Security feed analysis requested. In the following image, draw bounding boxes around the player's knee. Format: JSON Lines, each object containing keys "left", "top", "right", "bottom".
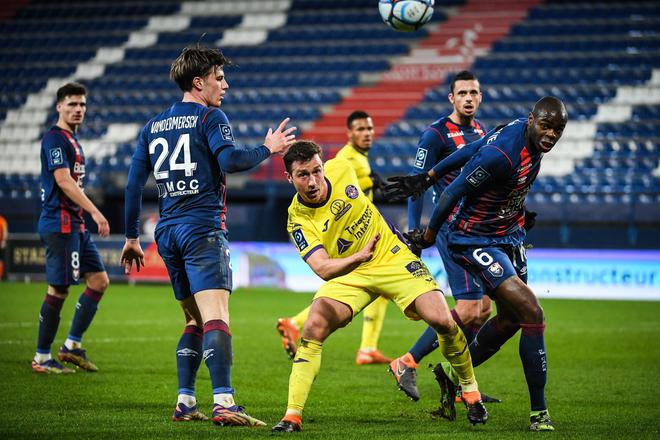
{"left": 521, "top": 302, "right": 544, "bottom": 324}
{"left": 454, "top": 300, "right": 482, "bottom": 325}
{"left": 529, "top": 304, "right": 544, "bottom": 324}
{"left": 302, "top": 314, "right": 337, "bottom": 342}
{"left": 480, "top": 301, "right": 493, "bottom": 317}
{"left": 49, "top": 285, "right": 69, "bottom": 297}
{"left": 89, "top": 272, "right": 110, "bottom": 292}
{"left": 428, "top": 315, "right": 454, "bottom": 334}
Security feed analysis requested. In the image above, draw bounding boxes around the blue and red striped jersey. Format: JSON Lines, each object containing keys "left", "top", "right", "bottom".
{"left": 408, "top": 115, "right": 487, "bottom": 229}
{"left": 448, "top": 118, "right": 542, "bottom": 247}
{"left": 128, "top": 102, "right": 237, "bottom": 235}
{"left": 38, "top": 126, "right": 86, "bottom": 233}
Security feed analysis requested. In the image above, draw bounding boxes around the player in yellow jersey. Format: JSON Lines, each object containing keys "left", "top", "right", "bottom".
{"left": 276, "top": 111, "right": 391, "bottom": 365}
{"left": 271, "top": 140, "right": 488, "bottom": 432}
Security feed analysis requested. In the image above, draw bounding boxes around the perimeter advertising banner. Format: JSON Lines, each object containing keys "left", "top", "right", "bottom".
{"left": 5, "top": 235, "right": 660, "bottom": 300}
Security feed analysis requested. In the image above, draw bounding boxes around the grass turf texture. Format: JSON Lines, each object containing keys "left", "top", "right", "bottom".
{"left": 0, "top": 282, "right": 659, "bottom": 439}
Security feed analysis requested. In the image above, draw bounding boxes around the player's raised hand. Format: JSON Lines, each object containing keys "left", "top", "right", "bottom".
{"left": 357, "top": 233, "right": 380, "bottom": 263}
{"left": 384, "top": 173, "right": 434, "bottom": 202}
{"left": 264, "top": 117, "right": 297, "bottom": 156}
{"left": 120, "top": 239, "right": 145, "bottom": 274}
{"left": 91, "top": 210, "right": 110, "bottom": 237}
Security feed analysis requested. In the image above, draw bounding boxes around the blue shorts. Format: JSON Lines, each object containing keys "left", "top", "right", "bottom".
{"left": 449, "top": 243, "right": 528, "bottom": 294}
{"left": 41, "top": 231, "right": 105, "bottom": 287}
{"left": 436, "top": 230, "right": 484, "bottom": 301}
{"left": 155, "top": 223, "right": 232, "bottom": 301}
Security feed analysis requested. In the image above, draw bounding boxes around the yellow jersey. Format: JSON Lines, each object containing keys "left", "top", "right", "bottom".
{"left": 287, "top": 158, "right": 405, "bottom": 267}
{"left": 334, "top": 143, "right": 373, "bottom": 200}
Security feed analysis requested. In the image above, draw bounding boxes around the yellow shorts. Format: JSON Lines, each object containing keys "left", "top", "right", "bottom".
{"left": 313, "top": 250, "right": 439, "bottom": 320}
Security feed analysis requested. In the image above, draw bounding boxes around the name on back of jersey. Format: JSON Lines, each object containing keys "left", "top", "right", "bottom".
{"left": 150, "top": 116, "right": 198, "bottom": 134}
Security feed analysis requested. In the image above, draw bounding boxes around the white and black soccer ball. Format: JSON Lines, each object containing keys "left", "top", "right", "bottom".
{"left": 379, "top": 0, "right": 434, "bottom": 32}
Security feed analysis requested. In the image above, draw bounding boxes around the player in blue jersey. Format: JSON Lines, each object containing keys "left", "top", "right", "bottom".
{"left": 387, "top": 71, "right": 495, "bottom": 402}
{"left": 32, "top": 82, "right": 110, "bottom": 374}
{"left": 119, "top": 45, "right": 296, "bottom": 427}
{"left": 386, "top": 96, "right": 568, "bottom": 431}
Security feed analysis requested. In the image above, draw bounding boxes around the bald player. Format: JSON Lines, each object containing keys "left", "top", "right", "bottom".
{"left": 387, "top": 97, "right": 568, "bottom": 431}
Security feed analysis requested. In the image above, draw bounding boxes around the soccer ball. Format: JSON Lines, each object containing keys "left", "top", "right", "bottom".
{"left": 379, "top": 0, "right": 434, "bottom": 32}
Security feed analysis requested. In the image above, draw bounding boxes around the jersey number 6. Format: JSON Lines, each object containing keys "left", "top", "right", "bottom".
{"left": 472, "top": 248, "right": 494, "bottom": 266}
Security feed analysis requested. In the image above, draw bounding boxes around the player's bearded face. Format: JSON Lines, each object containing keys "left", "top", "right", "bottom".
{"left": 529, "top": 112, "right": 567, "bottom": 153}
{"left": 57, "top": 95, "right": 86, "bottom": 129}
{"left": 449, "top": 80, "right": 482, "bottom": 118}
{"left": 287, "top": 155, "right": 327, "bottom": 203}
{"left": 348, "top": 117, "right": 375, "bottom": 151}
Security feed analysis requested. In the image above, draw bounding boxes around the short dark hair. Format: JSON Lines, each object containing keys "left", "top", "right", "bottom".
{"left": 170, "top": 44, "right": 231, "bottom": 92}
{"left": 284, "top": 140, "right": 322, "bottom": 174}
{"left": 346, "top": 110, "right": 370, "bottom": 129}
{"left": 56, "top": 82, "right": 87, "bottom": 102}
{"left": 532, "top": 96, "right": 568, "bottom": 120}
{"left": 449, "top": 70, "right": 478, "bottom": 93}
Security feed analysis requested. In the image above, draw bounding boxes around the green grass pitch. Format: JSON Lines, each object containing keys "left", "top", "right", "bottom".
{"left": 1, "top": 281, "right": 659, "bottom": 439}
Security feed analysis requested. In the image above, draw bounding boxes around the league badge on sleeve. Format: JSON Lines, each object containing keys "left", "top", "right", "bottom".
{"left": 219, "top": 124, "right": 234, "bottom": 141}
{"left": 466, "top": 166, "right": 491, "bottom": 187}
{"left": 49, "top": 147, "right": 63, "bottom": 166}
{"left": 414, "top": 147, "right": 428, "bottom": 168}
{"left": 292, "top": 229, "right": 308, "bottom": 251}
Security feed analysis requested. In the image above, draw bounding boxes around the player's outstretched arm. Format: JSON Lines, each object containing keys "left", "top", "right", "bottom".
{"left": 53, "top": 168, "right": 109, "bottom": 237}
{"left": 215, "top": 117, "right": 296, "bottom": 173}
{"left": 429, "top": 138, "right": 482, "bottom": 179}
{"left": 120, "top": 238, "right": 145, "bottom": 274}
{"left": 384, "top": 172, "right": 434, "bottom": 202}
{"left": 264, "top": 117, "right": 297, "bottom": 156}
{"left": 305, "top": 233, "right": 380, "bottom": 281}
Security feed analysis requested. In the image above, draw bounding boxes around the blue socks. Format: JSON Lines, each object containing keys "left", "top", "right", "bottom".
{"left": 520, "top": 323, "right": 547, "bottom": 411}
{"left": 68, "top": 287, "right": 104, "bottom": 343}
{"left": 469, "top": 316, "right": 519, "bottom": 367}
{"left": 36, "top": 294, "right": 64, "bottom": 353}
{"left": 408, "top": 326, "right": 439, "bottom": 363}
{"left": 203, "top": 320, "right": 233, "bottom": 395}
{"left": 177, "top": 325, "right": 203, "bottom": 396}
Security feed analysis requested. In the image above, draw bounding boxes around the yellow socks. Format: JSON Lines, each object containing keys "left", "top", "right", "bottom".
{"left": 359, "top": 296, "right": 388, "bottom": 350}
{"left": 287, "top": 338, "right": 323, "bottom": 413}
{"left": 437, "top": 322, "right": 478, "bottom": 393}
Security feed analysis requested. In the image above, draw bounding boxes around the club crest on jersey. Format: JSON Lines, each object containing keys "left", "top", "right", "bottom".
{"left": 345, "top": 185, "right": 359, "bottom": 199}
{"left": 414, "top": 147, "right": 428, "bottom": 168}
{"left": 291, "top": 229, "right": 308, "bottom": 251}
{"left": 337, "top": 238, "right": 353, "bottom": 254}
{"left": 50, "top": 148, "right": 63, "bottom": 166}
{"left": 219, "top": 124, "right": 234, "bottom": 141}
{"left": 488, "top": 262, "right": 504, "bottom": 277}
{"left": 330, "top": 199, "right": 352, "bottom": 221}
{"left": 466, "top": 166, "right": 491, "bottom": 187}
